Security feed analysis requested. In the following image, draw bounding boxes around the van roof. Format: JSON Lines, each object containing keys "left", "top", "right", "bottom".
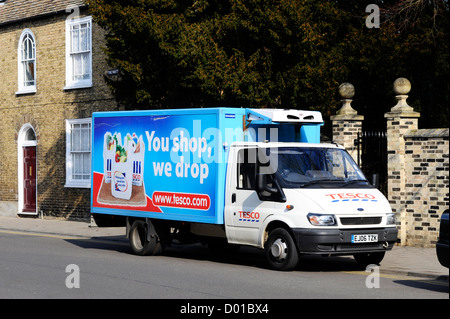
{"left": 230, "top": 141, "right": 344, "bottom": 149}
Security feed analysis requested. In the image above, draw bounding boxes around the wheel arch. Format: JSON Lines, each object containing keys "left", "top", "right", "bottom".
{"left": 259, "top": 216, "right": 297, "bottom": 249}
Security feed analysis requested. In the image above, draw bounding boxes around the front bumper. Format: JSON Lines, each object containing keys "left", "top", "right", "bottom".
{"left": 292, "top": 227, "right": 398, "bottom": 255}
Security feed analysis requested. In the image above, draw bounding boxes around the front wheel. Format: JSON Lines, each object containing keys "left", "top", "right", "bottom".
{"left": 264, "top": 228, "right": 299, "bottom": 271}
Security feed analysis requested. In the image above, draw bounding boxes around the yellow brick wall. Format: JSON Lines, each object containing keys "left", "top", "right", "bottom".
{"left": 402, "top": 130, "right": 449, "bottom": 247}
{"left": 386, "top": 117, "right": 448, "bottom": 247}
{"left": 0, "top": 12, "right": 119, "bottom": 220}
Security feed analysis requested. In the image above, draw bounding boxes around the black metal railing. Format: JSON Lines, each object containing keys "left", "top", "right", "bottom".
{"left": 355, "top": 131, "right": 387, "bottom": 195}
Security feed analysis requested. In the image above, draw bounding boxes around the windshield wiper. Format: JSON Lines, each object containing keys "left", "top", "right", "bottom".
{"left": 299, "top": 179, "right": 343, "bottom": 188}
{"left": 299, "top": 179, "right": 370, "bottom": 188}
{"left": 341, "top": 179, "right": 370, "bottom": 187}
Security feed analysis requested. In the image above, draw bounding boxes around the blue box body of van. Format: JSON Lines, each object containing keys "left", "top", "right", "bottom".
{"left": 91, "top": 107, "right": 322, "bottom": 224}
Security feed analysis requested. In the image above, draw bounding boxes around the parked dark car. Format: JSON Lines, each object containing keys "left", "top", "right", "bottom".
{"left": 436, "top": 209, "right": 449, "bottom": 268}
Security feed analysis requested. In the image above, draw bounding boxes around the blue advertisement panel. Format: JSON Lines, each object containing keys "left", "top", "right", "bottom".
{"left": 91, "top": 109, "right": 233, "bottom": 224}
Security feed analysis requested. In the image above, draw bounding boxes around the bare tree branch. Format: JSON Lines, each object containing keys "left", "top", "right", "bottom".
{"left": 380, "top": 0, "right": 448, "bottom": 40}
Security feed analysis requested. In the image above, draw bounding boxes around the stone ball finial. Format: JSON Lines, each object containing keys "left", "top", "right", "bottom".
{"left": 393, "top": 78, "right": 411, "bottom": 95}
{"left": 338, "top": 82, "right": 355, "bottom": 99}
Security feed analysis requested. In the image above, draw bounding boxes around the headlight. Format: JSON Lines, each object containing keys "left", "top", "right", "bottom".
{"left": 386, "top": 213, "right": 397, "bottom": 225}
{"left": 307, "top": 213, "right": 336, "bottom": 226}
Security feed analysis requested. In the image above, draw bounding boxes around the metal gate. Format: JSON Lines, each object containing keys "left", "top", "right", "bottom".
{"left": 354, "top": 131, "right": 387, "bottom": 195}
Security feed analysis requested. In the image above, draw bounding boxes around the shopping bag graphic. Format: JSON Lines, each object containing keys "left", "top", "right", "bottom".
{"left": 128, "top": 133, "right": 145, "bottom": 186}
{"left": 111, "top": 134, "right": 133, "bottom": 200}
{"left": 103, "top": 132, "right": 118, "bottom": 184}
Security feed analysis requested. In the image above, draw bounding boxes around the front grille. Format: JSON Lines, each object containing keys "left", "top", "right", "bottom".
{"left": 340, "top": 217, "right": 382, "bottom": 225}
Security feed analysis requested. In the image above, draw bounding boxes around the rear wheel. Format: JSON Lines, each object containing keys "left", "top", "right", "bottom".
{"left": 129, "top": 219, "right": 163, "bottom": 256}
{"left": 265, "top": 228, "right": 299, "bottom": 271}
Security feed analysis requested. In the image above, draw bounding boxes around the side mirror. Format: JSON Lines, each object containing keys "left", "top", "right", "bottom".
{"left": 256, "top": 173, "right": 266, "bottom": 193}
{"left": 255, "top": 173, "right": 286, "bottom": 202}
{"left": 371, "top": 174, "right": 380, "bottom": 189}
{"left": 256, "top": 174, "right": 277, "bottom": 194}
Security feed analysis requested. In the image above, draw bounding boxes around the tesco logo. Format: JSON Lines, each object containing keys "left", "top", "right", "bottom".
{"left": 239, "top": 211, "right": 260, "bottom": 219}
{"left": 325, "top": 193, "right": 376, "bottom": 200}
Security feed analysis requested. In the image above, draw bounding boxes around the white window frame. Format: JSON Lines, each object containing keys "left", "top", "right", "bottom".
{"left": 17, "top": 28, "right": 37, "bottom": 95}
{"left": 64, "top": 16, "right": 93, "bottom": 90}
{"left": 65, "top": 118, "right": 92, "bottom": 188}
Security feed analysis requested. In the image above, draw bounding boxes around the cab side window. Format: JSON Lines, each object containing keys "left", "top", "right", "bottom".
{"left": 237, "top": 149, "right": 256, "bottom": 190}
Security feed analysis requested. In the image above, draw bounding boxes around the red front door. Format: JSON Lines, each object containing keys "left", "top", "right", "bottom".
{"left": 23, "top": 146, "right": 37, "bottom": 212}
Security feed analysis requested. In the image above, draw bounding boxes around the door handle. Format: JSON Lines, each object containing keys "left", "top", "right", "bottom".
{"left": 231, "top": 193, "right": 236, "bottom": 203}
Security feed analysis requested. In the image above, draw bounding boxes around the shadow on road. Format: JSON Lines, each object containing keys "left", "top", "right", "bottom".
{"left": 65, "top": 236, "right": 362, "bottom": 272}
{"left": 64, "top": 236, "right": 130, "bottom": 253}
{"left": 393, "top": 278, "right": 449, "bottom": 294}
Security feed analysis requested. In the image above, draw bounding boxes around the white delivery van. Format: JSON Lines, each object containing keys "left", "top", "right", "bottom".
{"left": 91, "top": 108, "right": 398, "bottom": 271}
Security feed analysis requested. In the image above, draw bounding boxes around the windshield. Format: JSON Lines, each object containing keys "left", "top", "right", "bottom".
{"left": 268, "top": 147, "right": 370, "bottom": 188}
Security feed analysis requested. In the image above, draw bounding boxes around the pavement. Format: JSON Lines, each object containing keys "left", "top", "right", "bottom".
{"left": 0, "top": 215, "right": 448, "bottom": 281}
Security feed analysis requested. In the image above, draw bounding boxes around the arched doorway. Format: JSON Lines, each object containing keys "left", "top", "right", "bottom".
{"left": 18, "top": 124, "right": 37, "bottom": 215}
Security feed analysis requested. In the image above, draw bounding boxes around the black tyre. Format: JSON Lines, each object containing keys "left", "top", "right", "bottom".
{"left": 353, "top": 251, "right": 385, "bottom": 267}
{"left": 264, "top": 228, "right": 299, "bottom": 271}
{"left": 129, "top": 220, "right": 163, "bottom": 256}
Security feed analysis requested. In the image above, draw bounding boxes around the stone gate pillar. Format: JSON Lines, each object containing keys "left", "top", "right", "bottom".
{"left": 384, "top": 78, "right": 420, "bottom": 245}
{"left": 331, "top": 82, "right": 364, "bottom": 164}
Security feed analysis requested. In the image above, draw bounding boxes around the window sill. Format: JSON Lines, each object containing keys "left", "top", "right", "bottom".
{"left": 64, "top": 182, "right": 91, "bottom": 189}
{"left": 64, "top": 82, "right": 93, "bottom": 91}
{"left": 16, "top": 88, "right": 37, "bottom": 95}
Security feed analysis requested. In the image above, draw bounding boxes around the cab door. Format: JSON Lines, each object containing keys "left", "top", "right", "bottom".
{"left": 224, "top": 147, "right": 273, "bottom": 247}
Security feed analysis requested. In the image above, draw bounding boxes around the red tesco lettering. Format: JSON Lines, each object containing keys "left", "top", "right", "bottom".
{"left": 325, "top": 193, "right": 376, "bottom": 200}
{"left": 239, "top": 211, "right": 260, "bottom": 219}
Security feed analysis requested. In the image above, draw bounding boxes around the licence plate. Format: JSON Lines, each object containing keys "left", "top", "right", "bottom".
{"left": 351, "top": 234, "right": 378, "bottom": 243}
